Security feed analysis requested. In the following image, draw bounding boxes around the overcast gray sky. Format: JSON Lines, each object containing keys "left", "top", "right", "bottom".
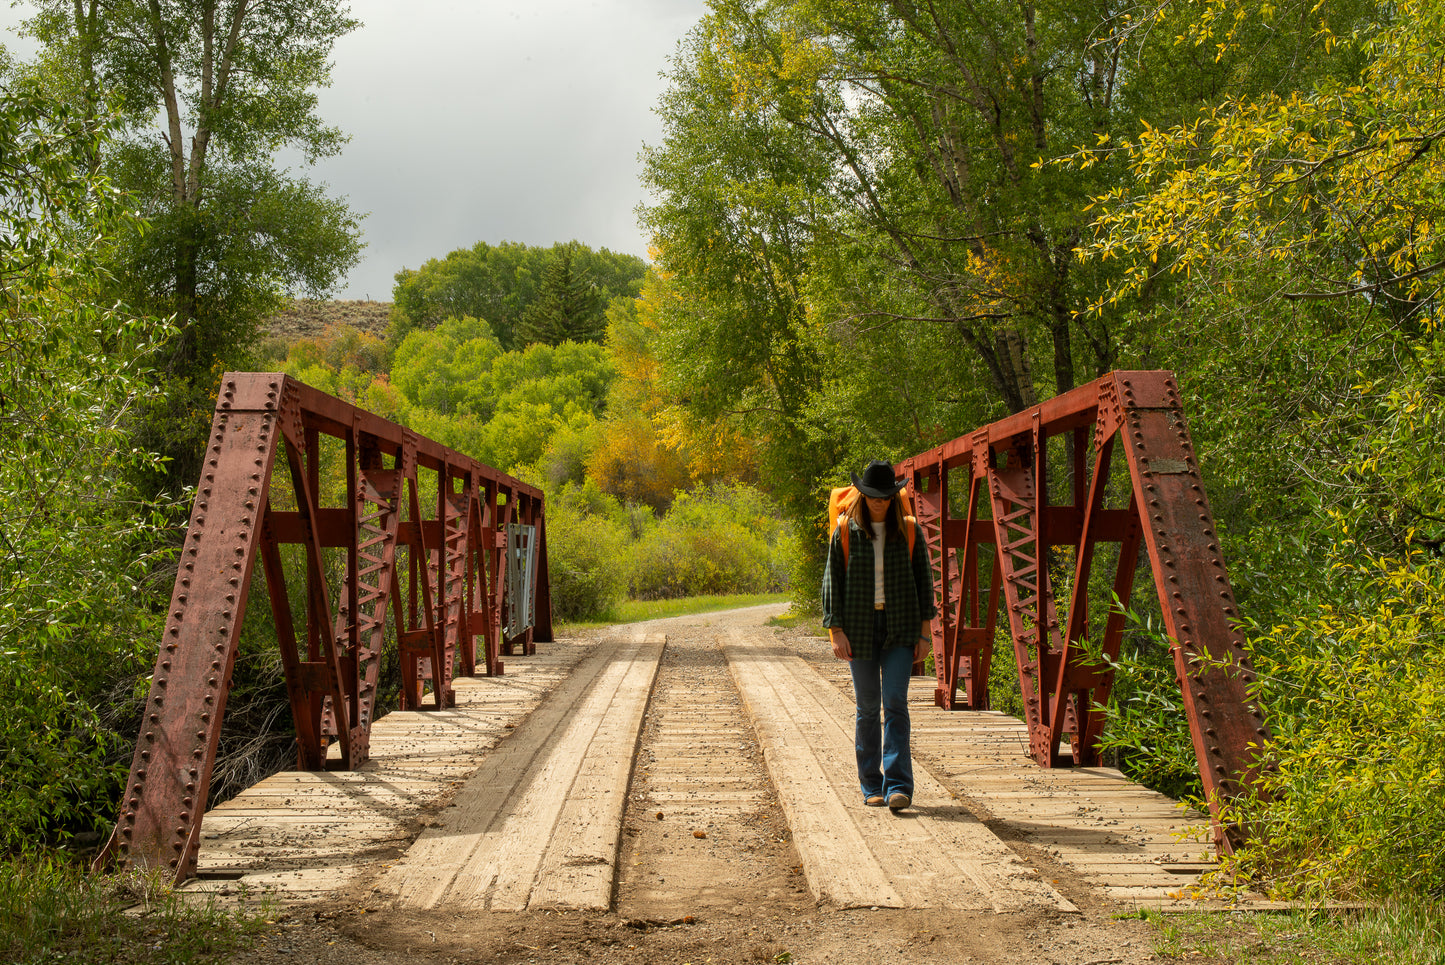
{"left": 0, "top": 0, "right": 710, "bottom": 300}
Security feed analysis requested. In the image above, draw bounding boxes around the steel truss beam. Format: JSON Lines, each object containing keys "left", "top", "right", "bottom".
{"left": 900, "top": 371, "right": 1268, "bottom": 852}
{"left": 95, "top": 373, "right": 552, "bottom": 882}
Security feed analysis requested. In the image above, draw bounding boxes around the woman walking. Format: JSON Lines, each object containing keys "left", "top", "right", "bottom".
{"left": 821, "top": 459, "right": 938, "bottom": 811}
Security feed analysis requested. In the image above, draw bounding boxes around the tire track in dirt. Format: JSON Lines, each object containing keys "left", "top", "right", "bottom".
{"left": 614, "top": 620, "right": 813, "bottom": 920}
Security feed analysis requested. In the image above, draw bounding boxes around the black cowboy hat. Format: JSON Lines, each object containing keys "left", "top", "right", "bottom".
{"left": 851, "top": 459, "right": 907, "bottom": 499}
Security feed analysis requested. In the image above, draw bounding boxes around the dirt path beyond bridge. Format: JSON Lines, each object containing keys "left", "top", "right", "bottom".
{"left": 211, "top": 606, "right": 1188, "bottom": 965}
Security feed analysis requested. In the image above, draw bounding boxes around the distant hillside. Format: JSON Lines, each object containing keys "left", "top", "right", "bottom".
{"left": 266, "top": 299, "right": 391, "bottom": 340}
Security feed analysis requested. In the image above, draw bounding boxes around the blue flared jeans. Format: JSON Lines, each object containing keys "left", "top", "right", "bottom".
{"left": 847, "top": 611, "right": 915, "bottom": 801}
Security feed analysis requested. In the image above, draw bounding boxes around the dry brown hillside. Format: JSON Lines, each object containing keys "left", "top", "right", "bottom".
{"left": 266, "top": 299, "right": 392, "bottom": 341}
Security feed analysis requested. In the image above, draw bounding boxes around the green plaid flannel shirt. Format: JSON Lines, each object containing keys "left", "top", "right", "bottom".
{"left": 820, "top": 518, "right": 937, "bottom": 661}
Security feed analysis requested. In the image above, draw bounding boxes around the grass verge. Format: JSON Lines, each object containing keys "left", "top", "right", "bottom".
{"left": 1142, "top": 900, "right": 1445, "bottom": 964}
{"left": 559, "top": 592, "right": 793, "bottom": 631}
{"left": 0, "top": 851, "right": 266, "bottom": 965}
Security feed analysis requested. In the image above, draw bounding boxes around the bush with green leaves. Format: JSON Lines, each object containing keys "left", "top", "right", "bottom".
{"left": 1082, "top": 608, "right": 1213, "bottom": 801}
{"left": 543, "top": 481, "right": 631, "bottom": 622}
{"left": 0, "top": 81, "right": 176, "bottom": 847}
{"left": 1219, "top": 552, "right": 1445, "bottom": 900}
{"left": 1092, "top": 548, "right": 1445, "bottom": 901}
{"left": 630, "top": 484, "right": 795, "bottom": 600}
{"left": 0, "top": 852, "right": 264, "bottom": 964}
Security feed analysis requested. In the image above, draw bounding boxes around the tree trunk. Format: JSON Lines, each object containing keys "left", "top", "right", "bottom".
{"left": 994, "top": 327, "right": 1037, "bottom": 413}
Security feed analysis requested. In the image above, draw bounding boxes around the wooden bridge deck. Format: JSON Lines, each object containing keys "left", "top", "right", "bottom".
{"left": 183, "top": 609, "right": 1217, "bottom": 911}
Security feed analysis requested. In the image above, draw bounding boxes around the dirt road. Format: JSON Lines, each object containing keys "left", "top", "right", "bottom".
{"left": 229, "top": 606, "right": 1164, "bottom": 964}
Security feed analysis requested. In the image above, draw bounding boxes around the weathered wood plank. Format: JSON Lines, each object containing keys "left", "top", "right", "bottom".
{"left": 379, "top": 634, "right": 664, "bottom": 911}
{"left": 528, "top": 634, "right": 662, "bottom": 910}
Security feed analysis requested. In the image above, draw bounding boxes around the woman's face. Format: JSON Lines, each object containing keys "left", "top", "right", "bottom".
{"left": 864, "top": 495, "right": 891, "bottom": 520}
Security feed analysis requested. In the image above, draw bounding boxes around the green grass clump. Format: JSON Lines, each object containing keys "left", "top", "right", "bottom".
{"left": 1144, "top": 901, "right": 1445, "bottom": 964}
{"left": 765, "top": 609, "right": 821, "bottom": 632}
{"left": 0, "top": 852, "right": 265, "bottom": 965}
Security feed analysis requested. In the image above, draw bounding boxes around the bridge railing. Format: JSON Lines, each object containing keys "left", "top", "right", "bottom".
{"left": 900, "top": 370, "right": 1268, "bottom": 853}
{"left": 95, "top": 373, "right": 551, "bottom": 882}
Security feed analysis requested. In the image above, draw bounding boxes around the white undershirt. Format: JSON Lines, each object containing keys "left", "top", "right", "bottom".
{"left": 871, "top": 521, "right": 886, "bottom": 607}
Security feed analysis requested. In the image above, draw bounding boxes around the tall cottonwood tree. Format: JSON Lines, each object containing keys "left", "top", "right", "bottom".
{"left": 1082, "top": 0, "right": 1444, "bottom": 562}
{"left": 19, "top": 0, "right": 363, "bottom": 492}
{"left": 643, "top": 0, "right": 1369, "bottom": 425}
{"left": 643, "top": 0, "right": 1134, "bottom": 418}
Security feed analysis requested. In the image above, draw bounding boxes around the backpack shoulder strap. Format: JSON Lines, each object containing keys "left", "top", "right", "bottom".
{"left": 837, "top": 513, "right": 850, "bottom": 563}
{"left": 905, "top": 516, "right": 916, "bottom": 557}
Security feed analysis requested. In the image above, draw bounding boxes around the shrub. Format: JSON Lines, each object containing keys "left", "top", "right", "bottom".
{"left": 0, "top": 82, "right": 176, "bottom": 847}
{"left": 1221, "top": 552, "right": 1445, "bottom": 900}
{"left": 630, "top": 484, "right": 794, "bottom": 600}
{"left": 0, "top": 852, "right": 264, "bottom": 964}
{"left": 1084, "top": 609, "right": 1211, "bottom": 801}
{"left": 630, "top": 524, "right": 769, "bottom": 599}
{"left": 544, "top": 481, "right": 629, "bottom": 621}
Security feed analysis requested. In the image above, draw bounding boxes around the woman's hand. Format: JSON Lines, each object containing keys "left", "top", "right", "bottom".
{"left": 830, "top": 630, "right": 852, "bottom": 660}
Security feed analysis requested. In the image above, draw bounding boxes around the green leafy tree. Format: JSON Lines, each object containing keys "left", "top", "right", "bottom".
{"left": 1077, "top": 0, "right": 1442, "bottom": 576}
{"left": 640, "top": 22, "right": 842, "bottom": 525}
{"left": 390, "top": 241, "right": 546, "bottom": 350}
{"left": 469, "top": 341, "right": 616, "bottom": 470}
{"left": 642, "top": 0, "right": 1130, "bottom": 416}
{"left": 1069, "top": 0, "right": 1445, "bottom": 898}
{"left": 18, "top": 0, "right": 364, "bottom": 496}
{"left": 389, "top": 315, "right": 505, "bottom": 415}
{"left": 386, "top": 323, "right": 615, "bottom": 473}
{"left": 640, "top": 0, "right": 1370, "bottom": 527}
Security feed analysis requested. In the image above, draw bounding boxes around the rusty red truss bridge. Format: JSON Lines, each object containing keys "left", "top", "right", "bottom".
{"left": 901, "top": 370, "right": 1268, "bottom": 853}
{"left": 96, "top": 373, "right": 552, "bottom": 882}
{"left": 97, "top": 369, "right": 1267, "bottom": 883}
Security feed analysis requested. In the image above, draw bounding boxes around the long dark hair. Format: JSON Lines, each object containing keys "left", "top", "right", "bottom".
{"left": 844, "top": 491, "right": 904, "bottom": 542}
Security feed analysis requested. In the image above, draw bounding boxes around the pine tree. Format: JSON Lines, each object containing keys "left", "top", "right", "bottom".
{"left": 515, "top": 244, "right": 606, "bottom": 346}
